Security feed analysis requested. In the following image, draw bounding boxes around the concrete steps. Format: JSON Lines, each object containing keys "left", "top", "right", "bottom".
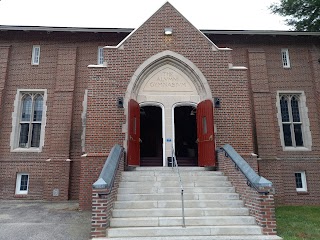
{"left": 113, "top": 199, "right": 244, "bottom": 208}
{"left": 112, "top": 208, "right": 249, "bottom": 218}
{"left": 117, "top": 192, "right": 240, "bottom": 201}
{"left": 107, "top": 226, "right": 263, "bottom": 238}
{"left": 95, "top": 236, "right": 282, "bottom": 240}
{"left": 110, "top": 216, "right": 256, "bottom": 227}
{"left": 117, "top": 187, "right": 236, "bottom": 194}
{"left": 98, "top": 167, "right": 281, "bottom": 240}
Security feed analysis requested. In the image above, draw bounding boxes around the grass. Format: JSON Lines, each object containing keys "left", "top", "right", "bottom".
{"left": 276, "top": 206, "right": 320, "bottom": 240}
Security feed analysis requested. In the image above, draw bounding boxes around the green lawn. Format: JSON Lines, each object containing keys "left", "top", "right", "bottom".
{"left": 276, "top": 206, "right": 320, "bottom": 240}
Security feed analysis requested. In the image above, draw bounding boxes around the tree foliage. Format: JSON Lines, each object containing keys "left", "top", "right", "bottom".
{"left": 270, "top": 0, "right": 320, "bottom": 31}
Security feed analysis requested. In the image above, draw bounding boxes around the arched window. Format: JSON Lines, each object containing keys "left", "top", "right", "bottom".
{"left": 279, "top": 93, "right": 306, "bottom": 148}
{"left": 19, "top": 93, "right": 44, "bottom": 148}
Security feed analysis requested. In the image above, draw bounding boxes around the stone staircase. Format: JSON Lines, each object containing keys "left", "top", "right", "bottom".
{"left": 96, "top": 167, "right": 281, "bottom": 240}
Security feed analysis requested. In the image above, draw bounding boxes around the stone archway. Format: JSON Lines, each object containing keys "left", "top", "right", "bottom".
{"left": 124, "top": 50, "right": 213, "bottom": 165}
{"left": 124, "top": 50, "right": 212, "bottom": 105}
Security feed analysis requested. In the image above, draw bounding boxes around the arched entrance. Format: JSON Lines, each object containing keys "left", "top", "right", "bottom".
{"left": 140, "top": 105, "right": 163, "bottom": 166}
{"left": 125, "top": 51, "right": 216, "bottom": 167}
{"left": 173, "top": 105, "right": 198, "bottom": 166}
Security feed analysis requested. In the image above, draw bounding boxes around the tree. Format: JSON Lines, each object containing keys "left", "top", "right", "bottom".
{"left": 270, "top": 0, "right": 320, "bottom": 31}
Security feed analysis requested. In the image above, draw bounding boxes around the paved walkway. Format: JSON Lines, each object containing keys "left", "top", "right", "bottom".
{"left": 0, "top": 200, "right": 91, "bottom": 240}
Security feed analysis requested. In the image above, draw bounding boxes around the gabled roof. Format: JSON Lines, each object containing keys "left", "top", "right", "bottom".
{"left": 104, "top": 2, "right": 221, "bottom": 50}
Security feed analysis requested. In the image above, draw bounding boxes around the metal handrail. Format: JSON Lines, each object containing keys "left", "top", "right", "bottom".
{"left": 171, "top": 145, "right": 186, "bottom": 228}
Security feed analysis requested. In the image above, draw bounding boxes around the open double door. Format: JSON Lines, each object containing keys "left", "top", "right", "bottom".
{"left": 127, "top": 99, "right": 216, "bottom": 167}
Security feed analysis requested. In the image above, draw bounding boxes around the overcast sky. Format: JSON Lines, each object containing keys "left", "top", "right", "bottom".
{"left": 0, "top": 0, "right": 289, "bottom": 30}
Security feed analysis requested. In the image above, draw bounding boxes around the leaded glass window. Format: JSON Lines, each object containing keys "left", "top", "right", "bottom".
{"left": 19, "top": 93, "right": 44, "bottom": 148}
{"left": 279, "top": 94, "right": 303, "bottom": 147}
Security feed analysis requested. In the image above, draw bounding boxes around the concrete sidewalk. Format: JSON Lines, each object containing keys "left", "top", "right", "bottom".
{"left": 0, "top": 200, "right": 91, "bottom": 240}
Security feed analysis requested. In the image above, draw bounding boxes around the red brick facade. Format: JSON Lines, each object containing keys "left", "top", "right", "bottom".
{"left": 0, "top": 2, "right": 320, "bottom": 210}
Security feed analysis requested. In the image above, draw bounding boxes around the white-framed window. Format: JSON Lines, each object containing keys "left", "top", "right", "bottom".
{"left": 276, "top": 91, "right": 312, "bottom": 151}
{"left": 281, "top": 48, "right": 290, "bottom": 68}
{"left": 31, "top": 45, "right": 40, "bottom": 65}
{"left": 97, "top": 46, "right": 104, "bottom": 65}
{"left": 295, "top": 171, "right": 307, "bottom": 192}
{"left": 15, "top": 173, "right": 29, "bottom": 195}
{"left": 11, "top": 89, "right": 47, "bottom": 152}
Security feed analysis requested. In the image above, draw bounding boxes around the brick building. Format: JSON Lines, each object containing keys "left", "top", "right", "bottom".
{"left": 0, "top": 2, "right": 319, "bottom": 209}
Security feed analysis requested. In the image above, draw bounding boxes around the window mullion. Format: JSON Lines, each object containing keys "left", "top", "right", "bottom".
{"left": 28, "top": 122, "right": 33, "bottom": 148}
{"left": 298, "top": 101, "right": 304, "bottom": 145}
{"left": 28, "top": 95, "right": 35, "bottom": 148}
{"left": 288, "top": 96, "right": 296, "bottom": 147}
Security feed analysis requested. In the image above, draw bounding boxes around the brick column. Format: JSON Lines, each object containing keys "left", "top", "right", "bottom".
{"left": 0, "top": 45, "right": 11, "bottom": 117}
{"left": 80, "top": 155, "right": 106, "bottom": 210}
{"left": 218, "top": 151, "right": 277, "bottom": 235}
{"left": 44, "top": 47, "right": 77, "bottom": 201}
{"left": 309, "top": 48, "right": 320, "bottom": 133}
{"left": 80, "top": 63, "right": 126, "bottom": 210}
{"left": 309, "top": 48, "right": 320, "bottom": 91}
{"left": 91, "top": 151, "right": 124, "bottom": 238}
{"left": 91, "top": 188, "right": 108, "bottom": 238}
{"left": 248, "top": 49, "right": 277, "bottom": 159}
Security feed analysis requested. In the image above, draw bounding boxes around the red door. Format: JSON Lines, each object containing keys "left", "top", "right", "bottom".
{"left": 197, "top": 99, "right": 216, "bottom": 167}
{"left": 127, "top": 99, "right": 140, "bottom": 166}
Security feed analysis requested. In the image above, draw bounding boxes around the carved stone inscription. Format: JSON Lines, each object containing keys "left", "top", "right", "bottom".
{"left": 143, "top": 68, "right": 193, "bottom": 92}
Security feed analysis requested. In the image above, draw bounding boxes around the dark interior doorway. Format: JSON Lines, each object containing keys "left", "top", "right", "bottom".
{"left": 140, "top": 106, "right": 163, "bottom": 166}
{"left": 174, "top": 106, "right": 198, "bottom": 166}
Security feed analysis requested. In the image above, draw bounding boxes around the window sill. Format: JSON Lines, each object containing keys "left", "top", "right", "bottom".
{"left": 87, "top": 64, "right": 107, "bottom": 68}
{"left": 11, "top": 147, "right": 42, "bottom": 153}
{"left": 283, "top": 147, "right": 310, "bottom": 152}
{"left": 297, "top": 191, "right": 309, "bottom": 195}
{"left": 14, "top": 194, "right": 28, "bottom": 198}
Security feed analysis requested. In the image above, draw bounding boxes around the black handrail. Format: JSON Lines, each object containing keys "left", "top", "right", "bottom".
{"left": 92, "top": 144, "right": 124, "bottom": 194}
{"left": 219, "top": 144, "right": 272, "bottom": 194}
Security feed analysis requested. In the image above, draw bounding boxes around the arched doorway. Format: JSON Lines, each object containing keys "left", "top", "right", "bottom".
{"left": 173, "top": 105, "right": 198, "bottom": 166}
{"left": 125, "top": 51, "right": 216, "bottom": 167}
{"left": 140, "top": 105, "right": 163, "bottom": 166}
